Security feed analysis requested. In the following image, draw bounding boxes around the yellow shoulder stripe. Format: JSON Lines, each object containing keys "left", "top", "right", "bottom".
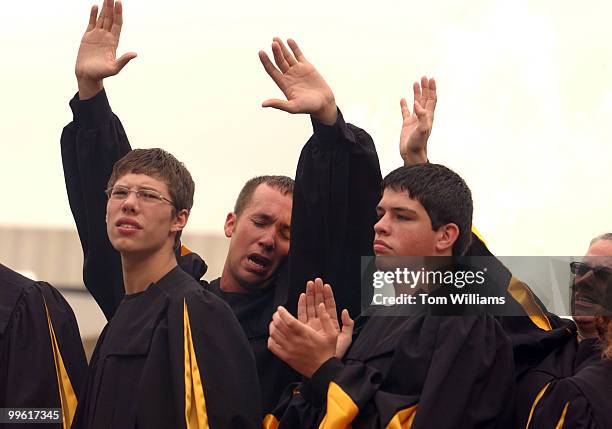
{"left": 471, "top": 226, "right": 488, "bottom": 247}
{"left": 183, "top": 300, "right": 209, "bottom": 429}
{"left": 554, "top": 402, "right": 570, "bottom": 429}
{"left": 386, "top": 404, "right": 417, "bottom": 428}
{"left": 508, "top": 277, "right": 552, "bottom": 331}
{"left": 263, "top": 414, "right": 280, "bottom": 429}
{"left": 43, "top": 299, "right": 78, "bottom": 429}
{"left": 318, "top": 382, "right": 359, "bottom": 429}
{"left": 525, "top": 382, "right": 551, "bottom": 429}
{"left": 181, "top": 245, "right": 193, "bottom": 256}
{"left": 470, "top": 226, "right": 552, "bottom": 332}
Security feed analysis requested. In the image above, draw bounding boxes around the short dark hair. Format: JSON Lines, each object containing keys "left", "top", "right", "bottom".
{"left": 234, "top": 175, "right": 294, "bottom": 216}
{"left": 108, "top": 148, "right": 195, "bottom": 212}
{"left": 382, "top": 163, "right": 473, "bottom": 255}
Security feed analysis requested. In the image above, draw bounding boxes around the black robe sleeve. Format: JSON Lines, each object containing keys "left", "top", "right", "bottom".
{"left": 268, "top": 315, "right": 515, "bottom": 429}
{"left": 527, "top": 360, "right": 612, "bottom": 429}
{"left": 60, "top": 90, "right": 130, "bottom": 320}
{"left": 287, "top": 110, "right": 382, "bottom": 317}
{"left": 0, "top": 265, "right": 87, "bottom": 429}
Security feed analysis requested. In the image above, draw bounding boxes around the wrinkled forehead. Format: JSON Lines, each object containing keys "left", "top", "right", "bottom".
{"left": 243, "top": 184, "right": 292, "bottom": 220}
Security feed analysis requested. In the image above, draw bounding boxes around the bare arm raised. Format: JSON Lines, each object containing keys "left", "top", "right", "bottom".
{"left": 75, "top": 0, "right": 136, "bottom": 99}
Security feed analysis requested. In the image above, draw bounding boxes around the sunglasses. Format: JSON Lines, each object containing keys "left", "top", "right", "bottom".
{"left": 570, "top": 262, "right": 612, "bottom": 283}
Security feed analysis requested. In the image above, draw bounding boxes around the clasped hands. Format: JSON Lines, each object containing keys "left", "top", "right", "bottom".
{"left": 268, "top": 278, "right": 354, "bottom": 378}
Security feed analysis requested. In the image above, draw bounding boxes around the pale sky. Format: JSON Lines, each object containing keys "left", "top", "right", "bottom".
{"left": 1, "top": 0, "right": 610, "bottom": 256}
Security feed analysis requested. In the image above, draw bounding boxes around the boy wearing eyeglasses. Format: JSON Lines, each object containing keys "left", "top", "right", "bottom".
{"left": 70, "top": 148, "right": 262, "bottom": 429}
{"left": 61, "top": 0, "right": 384, "bottom": 417}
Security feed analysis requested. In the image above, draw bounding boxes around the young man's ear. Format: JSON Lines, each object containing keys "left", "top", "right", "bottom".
{"left": 434, "top": 223, "right": 459, "bottom": 254}
{"left": 170, "top": 209, "right": 190, "bottom": 233}
{"left": 224, "top": 212, "right": 237, "bottom": 238}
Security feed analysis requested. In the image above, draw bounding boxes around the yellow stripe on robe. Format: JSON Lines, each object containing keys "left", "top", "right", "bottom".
{"left": 554, "top": 402, "right": 570, "bottom": 429}
{"left": 318, "top": 382, "right": 358, "bottom": 429}
{"left": 386, "top": 404, "right": 417, "bottom": 428}
{"left": 471, "top": 226, "right": 488, "bottom": 247}
{"left": 263, "top": 413, "right": 280, "bottom": 429}
{"left": 184, "top": 300, "right": 209, "bottom": 429}
{"left": 471, "top": 226, "right": 552, "bottom": 331}
{"left": 508, "top": 277, "right": 552, "bottom": 331}
{"left": 525, "top": 382, "right": 551, "bottom": 429}
{"left": 43, "top": 299, "right": 78, "bottom": 429}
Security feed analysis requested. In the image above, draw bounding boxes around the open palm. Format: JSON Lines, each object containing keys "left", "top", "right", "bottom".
{"left": 399, "top": 77, "right": 437, "bottom": 165}
{"left": 75, "top": 0, "right": 136, "bottom": 84}
{"left": 259, "top": 38, "right": 336, "bottom": 124}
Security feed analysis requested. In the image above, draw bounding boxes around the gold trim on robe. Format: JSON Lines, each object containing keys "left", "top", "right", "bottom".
{"left": 43, "top": 298, "right": 78, "bottom": 429}
{"left": 554, "top": 402, "right": 570, "bottom": 429}
{"left": 526, "top": 382, "right": 550, "bottom": 429}
{"left": 386, "top": 404, "right": 417, "bottom": 429}
{"left": 318, "top": 382, "right": 358, "bottom": 429}
{"left": 508, "top": 277, "right": 552, "bottom": 331}
{"left": 263, "top": 413, "right": 280, "bottom": 429}
{"left": 184, "top": 300, "right": 209, "bottom": 429}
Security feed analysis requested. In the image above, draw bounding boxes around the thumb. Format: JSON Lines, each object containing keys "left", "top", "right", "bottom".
{"left": 262, "top": 98, "right": 298, "bottom": 113}
{"left": 115, "top": 52, "right": 137, "bottom": 73}
{"left": 341, "top": 309, "right": 354, "bottom": 334}
{"left": 400, "top": 98, "right": 410, "bottom": 120}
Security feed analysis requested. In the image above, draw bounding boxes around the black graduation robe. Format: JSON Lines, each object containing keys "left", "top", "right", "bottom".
{"left": 266, "top": 302, "right": 515, "bottom": 429}
{"left": 60, "top": 89, "right": 378, "bottom": 415}
{"left": 527, "top": 358, "right": 612, "bottom": 428}
{"left": 70, "top": 266, "right": 261, "bottom": 429}
{"left": 0, "top": 264, "right": 87, "bottom": 429}
{"left": 274, "top": 118, "right": 572, "bottom": 428}
{"left": 466, "top": 237, "right": 602, "bottom": 427}
{"left": 513, "top": 323, "right": 604, "bottom": 428}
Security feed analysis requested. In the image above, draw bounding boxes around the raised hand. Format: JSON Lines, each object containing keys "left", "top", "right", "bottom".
{"left": 399, "top": 76, "right": 437, "bottom": 166}
{"left": 296, "top": 278, "right": 354, "bottom": 359}
{"left": 75, "top": 0, "right": 137, "bottom": 99}
{"left": 259, "top": 38, "right": 337, "bottom": 125}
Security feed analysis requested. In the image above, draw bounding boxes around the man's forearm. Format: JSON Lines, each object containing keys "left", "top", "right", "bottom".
{"left": 77, "top": 78, "right": 104, "bottom": 101}
{"left": 402, "top": 149, "right": 428, "bottom": 167}
{"left": 311, "top": 98, "right": 338, "bottom": 126}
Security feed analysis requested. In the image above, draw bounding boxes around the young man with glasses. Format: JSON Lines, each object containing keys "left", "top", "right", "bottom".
{"left": 61, "top": 0, "right": 386, "bottom": 416}
{"left": 70, "top": 148, "right": 261, "bottom": 428}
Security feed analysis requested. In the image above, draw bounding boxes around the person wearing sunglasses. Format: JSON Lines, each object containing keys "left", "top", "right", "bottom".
{"left": 519, "top": 234, "right": 612, "bottom": 428}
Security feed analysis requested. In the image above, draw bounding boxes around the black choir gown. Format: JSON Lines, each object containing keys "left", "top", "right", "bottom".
{"left": 60, "top": 89, "right": 379, "bottom": 418}
{"left": 0, "top": 264, "right": 87, "bottom": 429}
